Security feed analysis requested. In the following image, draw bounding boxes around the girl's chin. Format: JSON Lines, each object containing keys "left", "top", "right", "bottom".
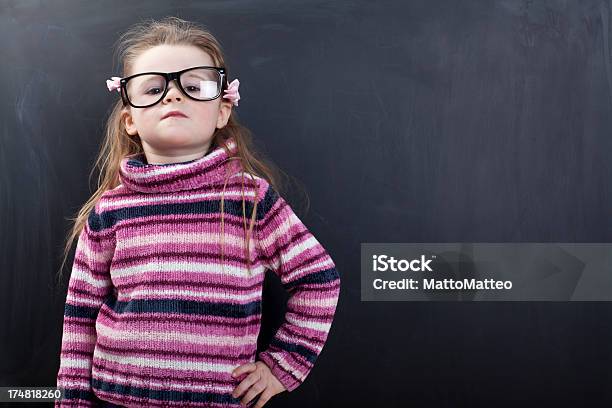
{"left": 143, "top": 130, "right": 211, "bottom": 145}
{"left": 155, "top": 131, "right": 193, "bottom": 140}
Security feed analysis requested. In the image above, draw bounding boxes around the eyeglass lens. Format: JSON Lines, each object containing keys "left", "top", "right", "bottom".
{"left": 125, "top": 68, "right": 222, "bottom": 107}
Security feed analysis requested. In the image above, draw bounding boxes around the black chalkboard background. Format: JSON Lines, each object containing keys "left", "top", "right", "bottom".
{"left": 2, "top": 0, "right": 612, "bottom": 407}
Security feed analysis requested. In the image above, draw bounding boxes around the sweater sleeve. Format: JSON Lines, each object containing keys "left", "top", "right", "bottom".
{"left": 254, "top": 182, "right": 341, "bottom": 392}
{"left": 55, "top": 206, "right": 115, "bottom": 407}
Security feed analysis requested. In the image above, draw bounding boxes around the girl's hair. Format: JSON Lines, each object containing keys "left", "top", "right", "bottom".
{"left": 55, "top": 16, "right": 299, "bottom": 288}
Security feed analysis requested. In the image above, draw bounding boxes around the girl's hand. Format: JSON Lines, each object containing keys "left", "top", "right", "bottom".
{"left": 231, "top": 361, "right": 286, "bottom": 407}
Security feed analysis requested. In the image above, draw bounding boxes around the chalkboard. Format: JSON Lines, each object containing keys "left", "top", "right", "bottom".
{"left": 2, "top": 0, "right": 612, "bottom": 406}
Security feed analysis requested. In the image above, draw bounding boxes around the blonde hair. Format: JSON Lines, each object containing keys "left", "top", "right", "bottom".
{"left": 55, "top": 16, "right": 295, "bottom": 288}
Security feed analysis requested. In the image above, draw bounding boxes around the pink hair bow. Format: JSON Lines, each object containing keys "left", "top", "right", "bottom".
{"left": 106, "top": 76, "right": 122, "bottom": 93}
{"left": 223, "top": 79, "right": 240, "bottom": 106}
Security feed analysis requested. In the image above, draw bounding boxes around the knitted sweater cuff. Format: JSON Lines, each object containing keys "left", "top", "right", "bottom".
{"left": 55, "top": 396, "right": 98, "bottom": 407}
{"left": 257, "top": 351, "right": 302, "bottom": 392}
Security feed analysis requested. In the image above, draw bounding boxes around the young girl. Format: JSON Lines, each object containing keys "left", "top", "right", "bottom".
{"left": 54, "top": 16, "right": 340, "bottom": 408}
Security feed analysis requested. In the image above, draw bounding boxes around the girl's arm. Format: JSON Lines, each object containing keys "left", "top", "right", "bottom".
{"left": 55, "top": 205, "right": 115, "bottom": 407}
{"left": 254, "top": 181, "right": 341, "bottom": 392}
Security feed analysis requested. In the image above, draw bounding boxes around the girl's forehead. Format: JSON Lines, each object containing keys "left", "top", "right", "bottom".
{"left": 132, "top": 44, "right": 215, "bottom": 73}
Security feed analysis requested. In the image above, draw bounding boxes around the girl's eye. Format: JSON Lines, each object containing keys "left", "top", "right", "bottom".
{"left": 186, "top": 86, "right": 200, "bottom": 92}
{"left": 145, "top": 87, "right": 162, "bottom": 95}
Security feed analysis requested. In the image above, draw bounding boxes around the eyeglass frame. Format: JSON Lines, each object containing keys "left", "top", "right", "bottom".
{"left": 118, "top": 65, "right": 227, "bottom": 108}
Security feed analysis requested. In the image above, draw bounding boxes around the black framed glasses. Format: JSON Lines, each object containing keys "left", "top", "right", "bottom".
{"left": 118, "top": 66, "right": 227, "bottom": 108}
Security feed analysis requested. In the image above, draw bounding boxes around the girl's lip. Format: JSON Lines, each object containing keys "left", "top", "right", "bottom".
{"left": 162, "top": 111, "right": 188, "bottom": 119}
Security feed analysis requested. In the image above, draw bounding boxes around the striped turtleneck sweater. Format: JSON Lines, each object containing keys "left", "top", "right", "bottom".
{"left": 55, "top": 137, "right": 341, "bottom": 407}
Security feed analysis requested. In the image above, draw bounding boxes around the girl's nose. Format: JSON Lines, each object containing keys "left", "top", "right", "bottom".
{"left": 164, "top": 81, "right": 183, "bottom": 102}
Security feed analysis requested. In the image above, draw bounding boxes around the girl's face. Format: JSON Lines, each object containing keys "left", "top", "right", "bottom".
{"left": 121, "top": 44, "right": 232, "bottom": 163}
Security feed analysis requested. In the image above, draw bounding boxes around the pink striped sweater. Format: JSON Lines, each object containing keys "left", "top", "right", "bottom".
{"left": 55, "top": 137, "right": 341, "bottom": 407}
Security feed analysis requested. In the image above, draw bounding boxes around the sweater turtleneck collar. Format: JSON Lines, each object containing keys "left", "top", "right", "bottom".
{"left": 119, "top": 137, "right": 241, "bottom": 194}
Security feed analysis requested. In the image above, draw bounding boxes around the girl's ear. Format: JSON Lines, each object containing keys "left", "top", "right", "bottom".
{"left": 216, "top": 100, "right": 232, "bottom": 129}
{"left": 122, "top": 109, "right": 138, "bottom": 135}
